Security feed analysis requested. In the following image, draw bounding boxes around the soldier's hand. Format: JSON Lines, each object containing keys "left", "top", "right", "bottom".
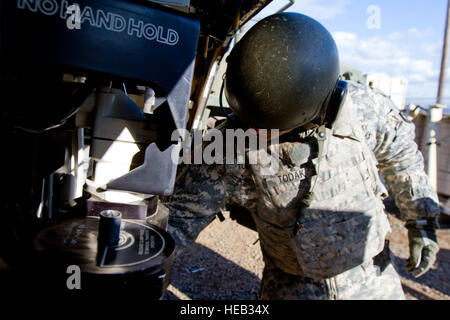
{"left": 405, "top": 219, "right": 439, "bottom": 278}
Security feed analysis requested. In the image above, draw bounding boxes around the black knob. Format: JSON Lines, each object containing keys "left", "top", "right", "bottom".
{"left": 98, "top": 210, "right": 122, "bottom": 246}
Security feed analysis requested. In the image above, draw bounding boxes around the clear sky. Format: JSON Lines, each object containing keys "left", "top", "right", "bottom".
{"left": 253, "top": 0, "right": 449, "bottom": 108}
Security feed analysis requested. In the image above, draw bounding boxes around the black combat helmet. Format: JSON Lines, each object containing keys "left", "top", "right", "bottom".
{"left": 224, "top": 12, "right": 343, "bottom": 130}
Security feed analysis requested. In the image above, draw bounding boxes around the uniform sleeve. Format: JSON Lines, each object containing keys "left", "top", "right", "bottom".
{"left": 352, "top": 83, "right": 440, "bottom": 221}
{"left": 161, "top": 163, "right": 227, "bottom": 254}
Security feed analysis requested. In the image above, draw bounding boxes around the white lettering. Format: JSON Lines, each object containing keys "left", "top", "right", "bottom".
{"left": 224, "top": 305, "right": 233, "bottom": 314}
{"left": 179, "top": 304, "right": 214, "bottom": 317}
{"left": 80, "top": 6, "right": 96, "bottom": 27}
{"left": 17, "top": 0, "right": 38, "bottom": 12}
{"left": 171, "top": 128, "right": 279, "bottom": 175}
{"left": 225, "top": 128, "right": 257, "bottom": 164}
{"left": 16, "top": 0, "right": 180, "bottom": 46}
{"left": 366, "top": 5, "right": 381, "bottom": 30}
{"left": 66, "top": 265, "right": 81, "bottom": 290}
{"left": 203, "top": 128, "right": 224, "bottom": 165}
{"left": 39, "top": 0, "right": 58, "bottom": 15}
{"left": 66, "top": 4, "right": 81, "bottom": 30}
{"left": 128, "top": 18, "right": 144, "bottom": 37}
{"left": 261, "top": 305, "right": 269, "bottom": 314}
{"left": 157, "top": 25, "right": 168, "bottom": 44}
{"left": 167, "top": 29, "right": 179, "bottom": 45}
{"left": 171, "top": 128, "right": 190, "bottom": 165}
{"left": 96, "top": 10, "right": 113, "bottom": 30}
{"left": 143, "top": 23, "right": 157, "bottom": 40}
{"left": 192, "top": 129, "right": 203, "bottom": 164}
{"left": 59, "top": 0, "right": 69, "bottom": 19}
{"left": 112, "top": 14, "right": 126, "bottom": 32}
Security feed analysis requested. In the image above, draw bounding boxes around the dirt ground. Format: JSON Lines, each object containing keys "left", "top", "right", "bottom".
{"left": 162, "top": 199, "right": 450, "bottom": 300}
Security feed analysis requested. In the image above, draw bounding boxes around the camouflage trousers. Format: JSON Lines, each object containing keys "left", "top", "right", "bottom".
{"left": 260, "top": 242, "right": 405, "bottom": 300}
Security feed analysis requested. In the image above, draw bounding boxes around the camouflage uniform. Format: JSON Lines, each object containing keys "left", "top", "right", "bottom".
{"left": 162, "top": 81, "right": 440, "bottom": 300}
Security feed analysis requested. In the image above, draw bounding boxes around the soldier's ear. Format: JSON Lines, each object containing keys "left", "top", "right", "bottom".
{"left": 323, "top": 80, "right": 349, "bottom": 129}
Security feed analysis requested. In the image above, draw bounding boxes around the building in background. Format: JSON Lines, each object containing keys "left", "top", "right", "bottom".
{"left": 340, "top": 62, "right": 367, "bottom": 85}
{"left": 366, "top": 74, "right": 409, "bottom": 109}
{"left": 340, "top": 64, "right": 408, "bottom": 109}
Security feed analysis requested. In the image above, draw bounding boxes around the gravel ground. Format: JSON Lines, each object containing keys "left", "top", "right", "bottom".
{"left": 162, "top": 200, "right": 450, "bottom": 300}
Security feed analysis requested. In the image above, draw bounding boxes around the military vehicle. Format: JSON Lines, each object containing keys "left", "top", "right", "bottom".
{"left": 0, "top": 0, "right": 275, "bottom": 297}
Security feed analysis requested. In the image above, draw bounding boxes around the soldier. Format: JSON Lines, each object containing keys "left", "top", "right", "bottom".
{"left": 160, "top": 13, "right": 440, "bottom": 299}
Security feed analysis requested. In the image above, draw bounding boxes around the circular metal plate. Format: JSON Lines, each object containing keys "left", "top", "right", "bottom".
{"left": 34, "top": 217, "right": 174, "bottom": 275}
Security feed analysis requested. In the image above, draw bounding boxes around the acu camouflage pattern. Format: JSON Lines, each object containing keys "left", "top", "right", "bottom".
{"left": 260, "top": 242, "right": 405, "bottom": 299}
{"left": 351, "top": 85, "right": 440, "bottom": 221}
{"left": 164, "top": 162, "right": 227, "bottom": 256}
{"left": 248, "top": 119, "right": 391, "bottom": 279}
{"left": 162, "top": 81, "right": 439, "bottom": 299}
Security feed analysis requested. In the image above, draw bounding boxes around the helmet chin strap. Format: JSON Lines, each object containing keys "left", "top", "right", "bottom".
{"left": 291, "top": 81, "right": 348, "bottom": 236}
{"left": 292, "top": 124, "right": 327, "bottom": 236}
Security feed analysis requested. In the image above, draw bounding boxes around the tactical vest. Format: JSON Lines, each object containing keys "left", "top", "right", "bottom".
{"left": 246, "top": 96, "right": 391, "bottom": 279}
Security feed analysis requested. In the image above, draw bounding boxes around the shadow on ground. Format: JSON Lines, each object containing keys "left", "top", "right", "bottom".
{"left": 384, "top": 198, "right": 450, "bottom": 299}
{"left": 163, "top": 242, "right": 261, "bottom": 300}
{"left": 390, "top": 248, "right": 450, "bottom": 299}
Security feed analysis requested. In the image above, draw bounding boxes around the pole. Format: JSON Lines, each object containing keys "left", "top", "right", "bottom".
{"left": 437, "top": 0, "right": 450, "bottom": 104}
{"left": 426, "top": 105, "right": 443, "bottom": 190}
{"left": 426, "top": 0, "right": 450, "bottom": 191}
{"left": 277, "top": 0, "right": 296, "bottom": 13}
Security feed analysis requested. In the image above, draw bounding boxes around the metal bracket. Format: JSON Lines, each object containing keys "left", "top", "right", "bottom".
{"left": 106, "top": 143, "right": 181, "bottom": 196}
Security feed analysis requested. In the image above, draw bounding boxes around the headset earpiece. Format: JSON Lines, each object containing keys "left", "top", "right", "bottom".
{"left": 324, "top": 79, "right": 348, "bottom": 129}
